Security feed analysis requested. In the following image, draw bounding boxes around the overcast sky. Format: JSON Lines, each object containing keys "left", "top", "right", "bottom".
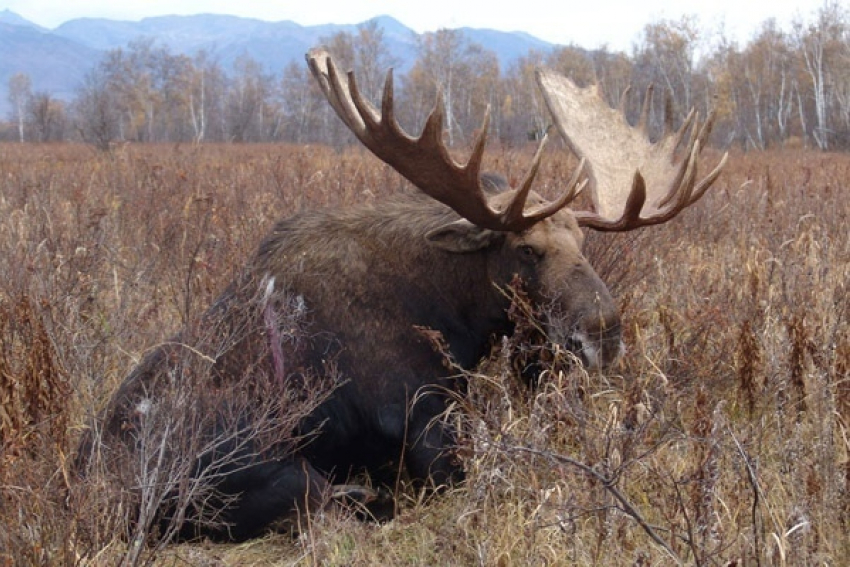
{"left": 1, "top": 0, "right": 814, "bottom": 52}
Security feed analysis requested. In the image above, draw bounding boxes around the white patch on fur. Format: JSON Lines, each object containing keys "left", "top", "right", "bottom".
{"left": 293, "top": 294, "right": 306, "bottom": 316}
{"left": 135, "top": 398, "right": 152, "bottom": 416}
{"left": 262, "top": 275, "right": 276, "bottom": 304}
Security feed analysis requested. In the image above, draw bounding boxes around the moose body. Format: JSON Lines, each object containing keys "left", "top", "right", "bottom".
{"left": 80, "top": 48, "right": 726, "bottom": 542}
{"left": 92, "top": 179, "right": 620, "bottom": 541}
{"left": 253, "top": 180, "right": 621, "bottom": 481}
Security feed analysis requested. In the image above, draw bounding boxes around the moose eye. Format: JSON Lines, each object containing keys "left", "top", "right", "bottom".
{"left": 518, "top": 245, "right": 541, "bottom": 261}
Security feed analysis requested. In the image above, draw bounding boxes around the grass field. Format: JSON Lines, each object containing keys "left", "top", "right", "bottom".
{"left": 0, "top": 141, "right": 847, "bottom": 565}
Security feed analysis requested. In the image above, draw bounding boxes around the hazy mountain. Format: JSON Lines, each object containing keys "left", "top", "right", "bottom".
{"left": 0, "top": 20, "right": 100, "bottom": 109}
{"left": 54, "top": 14, "right": 283, "bottom": 53}
{"left": 0, "top": 8, "right": 44, "bottom": 30}
{"left": 0, "top": 11, "right": 556, "bottom": 116}
{"left": 456, "top": 27, "right": 552, "bottom": 65}
{"left": 49, "top": 13, "right": 543, "bottom": 73}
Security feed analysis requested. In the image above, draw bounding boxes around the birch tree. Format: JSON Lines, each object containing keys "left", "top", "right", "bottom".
{"left": 8, "top": 73, "right": 32, "bottom": 143}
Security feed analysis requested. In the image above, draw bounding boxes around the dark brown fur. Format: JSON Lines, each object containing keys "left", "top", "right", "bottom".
{"left": 80, "top": 176, "right": 622, "bottom": 541}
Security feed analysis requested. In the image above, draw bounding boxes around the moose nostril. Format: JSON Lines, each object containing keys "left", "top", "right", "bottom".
{"left": 569, "top": 310, "right": 623, "bottom": 369}
{"left": 570, "top": 331, "right": 624, "bottom": 369}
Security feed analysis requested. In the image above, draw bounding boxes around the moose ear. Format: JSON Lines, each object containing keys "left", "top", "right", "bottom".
{"left": 425, "top": 219, "right": 501, "bottom": 253}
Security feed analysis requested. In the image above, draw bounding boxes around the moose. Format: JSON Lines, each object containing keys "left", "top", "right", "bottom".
{"left": 79, "top": 48, "right": 727, "bottom": 542}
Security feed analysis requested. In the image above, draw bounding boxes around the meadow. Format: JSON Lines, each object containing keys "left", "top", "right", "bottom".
{"left": 0, "top": 141, "right": 847, "bottom": 565}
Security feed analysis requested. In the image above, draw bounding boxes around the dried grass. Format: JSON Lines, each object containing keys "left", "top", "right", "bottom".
{"left": 0, "top": 142, "right": 847, "bottom": 565}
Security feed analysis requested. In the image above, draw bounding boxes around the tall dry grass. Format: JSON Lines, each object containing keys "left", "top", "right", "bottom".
{"left": 0, "top": 142, "right": 847, "bottom": 565}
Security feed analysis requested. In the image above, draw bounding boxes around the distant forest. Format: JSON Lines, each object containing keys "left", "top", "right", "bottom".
{"left": 4, "top": 3, "right": 848, "bottom": 151}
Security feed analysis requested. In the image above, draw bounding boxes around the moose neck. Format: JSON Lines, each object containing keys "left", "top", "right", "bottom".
{"left": 363, "top": 197, "right": 514, "bottom": 368}
{"left": 416, "top": 246, "right": 514, "bottom": 369}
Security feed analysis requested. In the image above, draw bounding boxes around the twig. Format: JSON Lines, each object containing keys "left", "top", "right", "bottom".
{"left": 727, "top": 426, "right": 762, "bottom": 567}
{"left": 498, "top": 442, "right": 683, "bottom": 565}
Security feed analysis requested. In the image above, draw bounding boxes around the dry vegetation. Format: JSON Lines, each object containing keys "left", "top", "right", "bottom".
{"left": 0, "top": 141, "right": 847, "bottom": 566}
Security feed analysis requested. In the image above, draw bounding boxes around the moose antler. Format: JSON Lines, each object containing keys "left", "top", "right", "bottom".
{"left": 307, "top": 48, "right": 585, "bottom": 232}
{"left": 536, "top": 69, "right": 728, "bottom": 231}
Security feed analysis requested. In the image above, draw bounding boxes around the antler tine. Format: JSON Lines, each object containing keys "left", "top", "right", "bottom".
{"left": 695, "top": 107, "right": 717, "bottom": 150}
{"left": 573, "top": 169, "right": 645, "bottom": 231}
{"left": 502, "top": 127, "right": 549, "bottom": 224}
{"left": 676, "top": 109, "right": 698, "bottom": 152}
{"left": 618, "top": 85, "right": 631, "bottom": 116}
{"left": 667, "top": 142, "right": 700, "bottom": 211}
{"left": 682, "top": 108, "right": 727, "bottom": 203}
{"left": 691, "top": 148, "right": 728, "bottom": 203}
{"left": 323, "top": 55, "right": 370, "bottom": 136}
{"left": 465, "top": 106, "right": 490, "bottom": 183}
{"left": 508, "top": 132, "right": 587, "bottom": 225}
{"left": 528, "top": 157, "right": 588, "bottom": 220}
{"left": 379, "top": 68, "right": 397, "bottom": 130}
{"left": 655, "top": 110, "right": 697, "bottom": 210}
{"left": 662, "top": 91, "right": 675, "bottom": 135}
{"left": 638, "top": 84, "right": 653, "bottom": 136}
{"left": 420, "top": 90, "right": 451, "bottom": 157}
{"left": 308, "top": 47, "right": 583, "bottom": 232}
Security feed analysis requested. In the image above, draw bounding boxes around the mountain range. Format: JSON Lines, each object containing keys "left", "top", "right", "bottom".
{"left": 0, "top": 9, "right": 557, "bottom": 117}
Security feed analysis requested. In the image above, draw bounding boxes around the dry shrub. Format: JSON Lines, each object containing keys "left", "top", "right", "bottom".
{"left": 0, "top": 294, "right": 68, "bottom": 449}
{"left": 74, "top": 281, "right": 336, "bottom": 566}
{"left": 0, "top": 143, "right": 847, "bottom": 565}
{"left": 0, "top": 142, "right": 384, "bottom": 565}
{"left": 0, "top": 294, "right": 77, "bottom": 566}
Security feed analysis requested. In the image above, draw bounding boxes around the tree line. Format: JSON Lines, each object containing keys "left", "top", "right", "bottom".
{"left": 5, "top": 3, "right": 850, "bottom": 151}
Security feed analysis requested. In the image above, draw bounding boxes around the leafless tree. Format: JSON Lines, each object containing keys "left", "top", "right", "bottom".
{"left": 7, "top": 73, "right": 32, "bottom": 143}
{"left": 405, "top": 29, "right": 498, "bottom": 146}
{"left": 794, "top": 1, "right": 849, "bottom": 149}
{"left": 74, "top": 65, "right": 121, "bottom": 150}
{"left": 27, "top": 92, "right": 67, "bottom": 142}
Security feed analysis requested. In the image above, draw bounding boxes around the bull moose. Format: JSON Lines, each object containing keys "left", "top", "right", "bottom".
{"left": 79, "top": 48, "right": 727, "bottom": 542}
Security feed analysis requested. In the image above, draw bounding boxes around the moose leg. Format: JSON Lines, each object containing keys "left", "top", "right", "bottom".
{"left": 404, "top": 398, "right": 464, "bottom": 489}
{"left": 211, "top": 457, "right": 329, "bottom": 541}
{"left": 330, "top": 484, "right": 395, "bottom": 522}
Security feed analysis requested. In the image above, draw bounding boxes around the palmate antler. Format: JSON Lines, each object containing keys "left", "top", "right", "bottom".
{"left": 536, "top": 69, "right": 728, "bottom": 231}
{"left": 306, "top": 48, "right": 586, "bottom": 232}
